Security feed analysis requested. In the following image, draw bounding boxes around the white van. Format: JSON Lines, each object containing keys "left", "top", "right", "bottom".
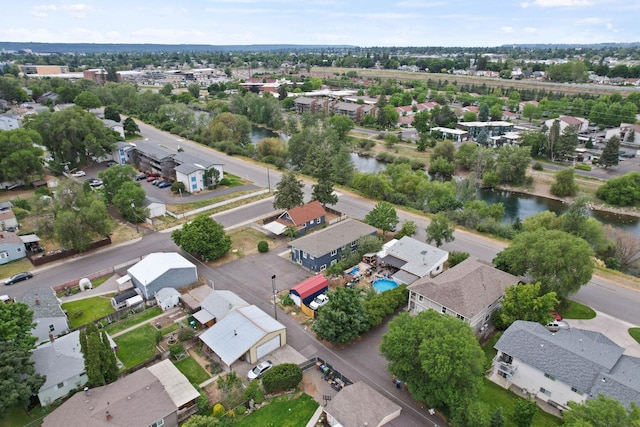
{"left": 546, "top": 321, "right": 570, "bottom": 332}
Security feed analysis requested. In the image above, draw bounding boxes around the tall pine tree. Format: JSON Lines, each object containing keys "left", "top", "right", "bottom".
{"left": 600, "top": 135, "right": 620, "bottom": 168}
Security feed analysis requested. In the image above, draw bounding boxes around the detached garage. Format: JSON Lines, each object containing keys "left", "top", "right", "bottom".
{"left": 289, "top": 275, "right": 328, "bottom": 307}
{"left": 199, "top": 305, "right": 286, "bottom": 367}
{"left": 127, "top": 252, "right": 198, "bottom": 300}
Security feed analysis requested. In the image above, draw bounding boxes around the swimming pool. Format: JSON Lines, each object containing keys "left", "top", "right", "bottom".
{"left": 372, "top": 278, "right": 398, "bottom": 293}
{"left": 349, "top": 267, "right": 360, "bottom": 275}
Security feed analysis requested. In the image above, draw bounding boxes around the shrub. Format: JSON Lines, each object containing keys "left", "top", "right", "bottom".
{"left": 235, "top": 405, "right": 246, "bottom": 415}
{"left": 171, "top": 181, "right": 186, "bottom": 194}
{"left": 532, "top": 161, "right": 543, "bottom": 171}
{"left": 261, "top": 363, "right": 303, "bottom": 394}
{"left": 448, "top": 251, "right": 470, "bottom": 267}
{"left": 178, "top": 327, "right": 195, "bottom": 342}
{"left": 155, "top": 329, "right": 163, "bottom": 344}
{"left": 243, "top": 379, "right": 261, "bottom": 401}
{"left": 213, "top": 403, "right": 226, "bottom": 418}
{"left": 210, "top": 362, "right": 222, "bottom": 374}
{"left": 575, "top": 163, "right": 591, "bottom": 171}
{"left": 12, "top": 198, "right": 31, "bottom": 211}
{"left": 169, "top": 343, "right": 185, "bottom": 358}
{"left": 281, "top": 294, "right": 295, "bottom": 306}
{"left": 257, "top": 240, "right": 269, "bottom": 253}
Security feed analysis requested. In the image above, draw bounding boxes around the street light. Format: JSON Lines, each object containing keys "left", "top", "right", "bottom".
{"left": 130, "top": 201, "right": 139, "bottom": 233}
{"left": 271, "top": 274, "right": 277, "bottom": 320}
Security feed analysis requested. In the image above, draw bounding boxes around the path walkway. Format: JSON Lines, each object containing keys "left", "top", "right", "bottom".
{"left": 110, "top": 307, "right": 187, "bottom": 338}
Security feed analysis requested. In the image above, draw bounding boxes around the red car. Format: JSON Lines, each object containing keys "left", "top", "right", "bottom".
{"left": 549, "top": 311, "right": 563, "bottom": 321}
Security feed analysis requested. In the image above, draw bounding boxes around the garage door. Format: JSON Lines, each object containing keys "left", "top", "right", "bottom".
{"left": 256, "top": 335, "right": 281, "bottom": 359}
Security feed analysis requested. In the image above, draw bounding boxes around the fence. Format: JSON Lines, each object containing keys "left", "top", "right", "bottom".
{"left": 28, "top": 236, "right": 112, "bottom": 267}
{"left": 53, "top": 256, "right": 143, "bottom": 294}
{"left": 166, "top": 189, "right": 270, "bottom": 219}
{"left": 298, "top": 356, "right": 353, "bottom": 386}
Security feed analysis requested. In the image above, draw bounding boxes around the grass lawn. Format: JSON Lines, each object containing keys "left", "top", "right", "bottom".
{"left": 479, "top": 380, "right": 562, "bottom": 427}
{"left": 234, "top": 393, "right": 319, "bottom": 427}
{"left": 559, "top": 299, "right": 596, "bottom": 320}
{"left": 113, "top": 323, "right": 158, "bottom": 369}
{"left": 174, "top": 357, "right": 210, "bottom": 385}
{"left": 62, "top": 295, "right": 116, "bottom": 329}
{"left": 0, "top": 404, "right": 54, "bottom": 427}
{"left": 0, "top": 258, "right": 33, "bottom": 280}
{"left": 104, "top": 307, "right": 163, "bottom": 335}
{"left": 630, "top": 328, "right": 640, "bottom": 344}
{"left": 160, "top": 323, "right": 180, "bottom": 336}
{"left": 482, "top": 332, "right": 502, "bottom": 364}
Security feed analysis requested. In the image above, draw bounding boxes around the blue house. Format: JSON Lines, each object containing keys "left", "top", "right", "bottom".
{"left": 264, "top": 201, "right": 326, "bottom": 237}
{"left": 289, "top": 219, "right": 377, "bottom": 272}
{"left": 0, "top": 231, "right": 26, "bottom": 265}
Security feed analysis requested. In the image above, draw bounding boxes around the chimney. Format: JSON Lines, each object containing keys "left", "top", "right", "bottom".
{"left": 84, "top": 387, "right": 90, "bottom": 396}
{"left": 49, "top": 333, "right": 55, "bottom": 343}
{"left": 35, "top": 298, "right": 40, "bottom": 306}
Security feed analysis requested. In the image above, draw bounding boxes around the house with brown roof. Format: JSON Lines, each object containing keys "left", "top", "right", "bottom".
{"left": 41, "top": 359, "right": 199, "bottom": 427}
{"left": 544, "top": 115, "right": 589, "bottom": 133}
{"left": 264, "top": 201, "right": 327, "bottom": 237}
{"left": 407, "top": 257, "right": 519, "bottom": 334}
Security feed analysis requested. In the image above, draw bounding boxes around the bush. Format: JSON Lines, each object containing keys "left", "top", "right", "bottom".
{"left": 261, "top": 363, "right": 303, "bottom": 394}
{"left": 12, "top": 198, "right": 31, "bottom": 211}
{"left": 155, "top": 329, "right": 163, "bottom": 344}
{"left": 257, "top": 240, "right": 269, "bottom": 253}
{"left": 213, "top": 403, "right": 226, "bottom": 418}
{"left": 281, "top": 294, "right": 295, "bottom": 306}
{"left": 171, "top": 181, "right": 186, "bottom": 194}
{"left": 448, "top": 251, "right": 470, "bottom": 267}
{"left": 178, "top": 327, "right": 195, "bottom": 342}
{"left": 235, "top": 405, "right": 246, "bottom": 415}
{"left": 575, "top": 163, "right": 591, "bottom": 171}
{"left": 532, "top": 162, "right": 543, "bottom": 171}
{"left": 169, "top": 343, "right": 185, "bottom": 358}
{"left": 363, "top": 284, "right": 409, "bottom": 329}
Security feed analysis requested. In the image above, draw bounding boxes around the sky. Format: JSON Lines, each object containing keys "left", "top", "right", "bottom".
{"left": 1, "top": 0, "right": 639, "bottom": 47}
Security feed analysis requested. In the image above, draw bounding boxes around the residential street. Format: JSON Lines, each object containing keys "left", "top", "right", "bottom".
{"left": 5, "top": 120, "right": 640, "bottom": 426}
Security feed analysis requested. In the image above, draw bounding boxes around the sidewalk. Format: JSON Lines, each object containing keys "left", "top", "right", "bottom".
{"left": 570, "top": 310, "right": 640, "bottom": 357}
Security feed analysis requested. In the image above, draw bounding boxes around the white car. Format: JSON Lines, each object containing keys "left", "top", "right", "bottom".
{"left": 247, "top": 360, "right": 273, "bottom": 380}
{"left": 309, "top": 294, "right": 329, "bottom": 310}
{"left": 71, "top": 170, "right": 86, "bottom": 177}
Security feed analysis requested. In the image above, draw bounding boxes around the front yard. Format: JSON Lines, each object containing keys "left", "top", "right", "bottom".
{"left": 113, "top": 323, "right": 158, "bottom": 369}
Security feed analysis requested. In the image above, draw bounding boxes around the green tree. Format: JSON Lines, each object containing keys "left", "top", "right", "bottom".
{"left": 479, "top": 103, "right": 490, "bottom": 122}
{"left": 112, "top": 181, "right": 148, "bottom": 224}
{"left": 490, "top": 408, "right": 505, "bottom": 427}
{"left": 476, "top": 129, "right": 489, "bottom": 146}
{"left": 380, "top": 311, "right": 485, "bottom": 425}
{"left": 605, "top": 225, "right": 640, "bottom": 273}
{"left": 187, "top": 83, "right": 201, "bottom": 99}
{"left": 123, "top": 117, "right": 140, "bottom": 136}
{"left": 551, "top": 168, "right": 578, "bottom": 197}
{"left": 428, "top": 157, "right": 455, "bottom": 180}
{"left": 74, "top": 90, "right": 102, "bottom": 110}
{"left": 494, "top": 283, "right": 559, "bottom": 330}
{"left": 589, "top": 102, "right": 608, "bottom": 127}
{"left": 326, "top": 115, "right": 354, "bottom": 141}
{"left": 600, "top": 135, "right": 620, "bottom": 168}
{"left": 159, "top": 83, "right": 173, "bottom": 96}
{"left": 596, "top": 172, "right": 640, "bottom": 206}
{"left": 563, "top": 394, "right": 640, "bottom": 427}
{"left": 0, "top": 129, "right": 45, "bottom": 183}
{"left": 522, "top": 103, "right": 537, "bottom": 121}
{"left": 396, "top": 220, "right": 417, "bottom": 238}
{"left": 98, "top": 164, "right": 137, "bottom": 203}
{"left": 510, "top": 398, "right": 538, "bottom": 427}
{"left": 432, "top": 139, "right": 456, "bottom": 163}
{"left": 273, "top": 171, "right": 304, "bottom": 210}
{"left": 364, "top": 201, "right": 399, "bottom": 235}
{"left": 27, "top": 107, "right": 117, "bottom": 167}
{"left": 331, "top": 146, "right": 355, "bottom": 186}
{"left": 172, "top": 214, "right": 231, "bottom": 262}
{"left": 496, "top": 145, "right": 531, "bottom": 185}
{"left": 311, "top": 176, "right": 338, "bottom": 207}
{"left": 425, "top": 213, "right": 455, "bottom": 247}
{"left": 208, "top": 112, "right": 251, "bottom": 147}
{"left": 0, "top": 303, "right": 45, "bottom": 417}
{"left": 312, "top": 287, "right": 369, "bottom": 344}
{"left": 375, "top": 95, "right": 389, "bottom": 127}
{"left": 455, "top": 142, "right": 478, "bottom": 170}
{"left": 103, "top": 106, "right": 121, "bottom": 122}
{"left": 493, "top": 229, "right": 594, "bottom": 297}
{"left": 546, "top": 119, "right": 561, "bottom": 160}
{"left": 556, "top": 125, "right": 579, "bottom": 161}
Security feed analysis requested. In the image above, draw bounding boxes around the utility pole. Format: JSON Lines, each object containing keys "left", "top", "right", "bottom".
{"left": 271, "top": 274, "right": 277, "bottom": 320}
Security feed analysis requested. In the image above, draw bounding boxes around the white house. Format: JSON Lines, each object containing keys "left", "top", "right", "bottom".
{"left": 155, "top": 287, "right": 181, "bottom": 311}
{"left": 193, "top": 290, "right": 248, "bottom": 328}
{"left": 544, "top": 115, "right": 589, "bottom": 133}
{"left": 16, "top": 287, "right": 69, "bottom": 343}
{"left": 490, "top": 321, "right": 640, "bottom": 411}
{"left": 125, "top": 252, "right": 198, "bottom": 300}
{"left": 31, "top": 330, "right": 87, "bottom": 406}
{"left": 407, "top": 257, "right": 519, "bottom": 334}
{"left": 379, "top": 237, "right": 448, "bottom": 285}
{"left": 173, "top": 152, "right": 224, "bottom": 194}
{"left": 0, "top": 114, "right": 20, "bottom": 131}
{"left": 145, "top": 196, "right": 166, "bottom": 219}
{"left": 605, "top": 123, "right": 640, "bottom": 144}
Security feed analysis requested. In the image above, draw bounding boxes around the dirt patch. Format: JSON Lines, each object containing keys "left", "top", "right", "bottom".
{"left": 209, "top": 226, "right": 282, "bottom": 267}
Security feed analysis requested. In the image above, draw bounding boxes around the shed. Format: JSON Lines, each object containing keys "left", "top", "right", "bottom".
{"left": 111, "top": 289, "right": 140, "bottom": 310}
{"left": 156, "top": 287, "right": 181, "bottom": 311}
{"left": 289, "top": 275, "right": 329, "bottom": 307}
{"left": 126, "top": 294, "right": 144, "bottom": 308}
{"left": 127, "top": 252, "right": 197, "bottom": 300}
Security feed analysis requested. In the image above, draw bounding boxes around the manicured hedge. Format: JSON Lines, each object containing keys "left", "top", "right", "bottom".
{"left": 261, "top": 363, "right": 303, "bottom": 394}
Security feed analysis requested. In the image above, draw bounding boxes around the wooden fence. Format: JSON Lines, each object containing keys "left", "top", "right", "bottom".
{"left": 28, "top": 236, "right": 112, "bottom": 267}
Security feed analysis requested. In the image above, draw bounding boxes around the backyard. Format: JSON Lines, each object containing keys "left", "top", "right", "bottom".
{"left": 113, "top": 323, "right": 158, "bottom": 368}
{"left": 174, "top": 356, "right": 211, "bottom": 386}
{"left": 104, "top": 306, "right": 163, "bottom": 335}
{"left": 61, "top": 294, "right": 115, "bottom": 329}
{"left": 233, "top": 393, "right": 319, "bottom": 427}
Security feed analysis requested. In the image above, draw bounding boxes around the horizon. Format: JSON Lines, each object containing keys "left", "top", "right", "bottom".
{"left": 1, "top": 1, "right": 639, "bottom": 48}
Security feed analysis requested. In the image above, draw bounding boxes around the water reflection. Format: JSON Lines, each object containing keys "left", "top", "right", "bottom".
{"left": 349, "top": 153, "right": 387, "bottom": 173}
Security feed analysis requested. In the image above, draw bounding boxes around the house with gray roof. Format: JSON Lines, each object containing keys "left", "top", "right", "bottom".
{"left": 125, "top": 252, "right": 198, "bottom": 300}
{"left": 130, "top": 140, "right": 176, "bottom": 179}
{"left": 289, "top": 219, "right": 377, "bottom": 272}
{"left": 0, "top": 230, "right": 26, "bottom": 265}
{"left": 199, "top": 304, "right": 286, "bottom": 367}
{"left": 31, "top": 330, "right": 87, "bottom": 406}
{"left": 111, "top": 141, "right": 136, "bottom": 165}
{"left": 380, "top": 237, "right": 448, "bottom": 285}
{"left": 42, "top": 359, "right": 199, "bottom": 427}
{"left": 324, "top": 381, "right": 402, "bottom": 427}
{"left": 193, "top": 290, "right": 248, "bottom": 328}
{"left": 16, "top": 287, "right": 69, "bottom": 343}
{"left": 491, "top": 320, "right": 640, "bottom": 411}
{"left": 173, "top": 151, "right": 224, "bottom": 193}
{"left": 407, "top": 256, "right": 518, "bottom": 333}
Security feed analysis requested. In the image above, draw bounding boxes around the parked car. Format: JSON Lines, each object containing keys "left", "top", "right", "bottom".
{"left": 146, "top": 175, "right": 157, "bottom": 182}
{"left": 135, "top": 173, "right": 147, "bottom": 181}
{"left": 247, "top": 360, "right": 273, "bottom": 380}
{"left": 71, "top": 170, "right": 86, "bottom": 177}
{"left": 4, "top": 272, "right": 33, "bottom": 285}
{"left": 310, "top": 294, "right": 329, "bottom": 310}
{"left": 105, "top": 160, "right": 117, "bottom": 167}
{"left": 549, "top": 311, "right": 563, "bottom": 321}
{"left": 157, "top": 181, "right": 172, "bottom": 188}
{"left": 546, "top": 320, "right": 570, "bottom": 332}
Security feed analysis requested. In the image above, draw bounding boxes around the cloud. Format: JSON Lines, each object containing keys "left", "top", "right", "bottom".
{"left": 523, "top": 27, "right": 537, "bottom": 33}
{"left": 31, "top": 4, "right": 91, "bottom": 19}
{"left": 395, "top": 1, "right": 445, "bottom": 7}
{"left": 502, "top": 26, "right": 515, "bottom": 33}
{"left": 520, "top": 2, "right": 530, "bottom": 7}
{"left": 531, "top": 0, "right": 593, "bottom": 7}
{"left": 577, "top": 17, "right": 605, "bottom": 24}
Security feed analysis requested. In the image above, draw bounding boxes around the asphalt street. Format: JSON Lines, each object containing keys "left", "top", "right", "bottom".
{"left": 4, "top": 120, "right": 640, "bottom": 426}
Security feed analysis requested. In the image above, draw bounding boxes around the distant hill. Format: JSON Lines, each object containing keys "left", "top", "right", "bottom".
{"left": 500, "top": 42, "right": 640, "bottom": 49}
{"left": 0, "top": 42, "right": 356, "bottom": 54}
